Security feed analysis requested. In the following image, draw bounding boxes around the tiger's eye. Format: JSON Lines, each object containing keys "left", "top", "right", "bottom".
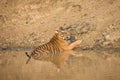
{"left": 67, "top": 36, "right": 70, "bottom": 39}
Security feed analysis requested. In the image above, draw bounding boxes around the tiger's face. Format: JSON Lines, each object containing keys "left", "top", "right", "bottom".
{"left": 55, "top": 29, "right": 77, "bottom": 44}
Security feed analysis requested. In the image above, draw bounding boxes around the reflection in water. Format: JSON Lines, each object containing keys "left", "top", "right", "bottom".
{"left": 25, "top": 49, "right": 82, "bottom": 69}
{"left": 51, "top": 50, "right": 82, "bottom": 69}
{"left": 0, "top": 49, "right": 120, "bottom": 80}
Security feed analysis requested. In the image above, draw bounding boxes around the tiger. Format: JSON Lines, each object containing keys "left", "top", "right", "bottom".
{"left": 25, "top": 27, "right": 82, "bottom": 69}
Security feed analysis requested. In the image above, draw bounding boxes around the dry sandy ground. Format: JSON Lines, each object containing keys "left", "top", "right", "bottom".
{"left": 0, "top": 0, "right": 120, "bottom": 80}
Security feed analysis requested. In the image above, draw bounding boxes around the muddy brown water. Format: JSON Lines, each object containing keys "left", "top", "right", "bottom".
{"left": 0, "top": 48, "right": 120, "bottom": 80}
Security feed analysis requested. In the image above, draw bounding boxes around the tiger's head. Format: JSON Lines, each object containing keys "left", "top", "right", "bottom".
{"left": 55, "top": 27, "right": 77, "bottom": 44}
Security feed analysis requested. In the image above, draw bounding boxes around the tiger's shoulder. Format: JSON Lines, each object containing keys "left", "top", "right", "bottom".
{"left": 48, "top": 27, "right": 78, "bottom": 50}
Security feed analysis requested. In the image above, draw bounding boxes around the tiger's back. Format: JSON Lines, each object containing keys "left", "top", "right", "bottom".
{"left": 31, "top": 33, "right": 65, "bottom": 61}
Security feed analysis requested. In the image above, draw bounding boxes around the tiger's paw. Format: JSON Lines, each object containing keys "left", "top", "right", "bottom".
{"left": 75, "top": 40, "right": 82, "bottom": 44}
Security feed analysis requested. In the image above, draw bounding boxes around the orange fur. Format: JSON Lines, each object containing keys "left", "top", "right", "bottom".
{"left": 25, "top": 30, "right": 82, "bottom": 69}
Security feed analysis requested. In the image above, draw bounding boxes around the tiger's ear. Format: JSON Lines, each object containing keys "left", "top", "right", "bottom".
{"left": 55, "top": 30, "right": 59, "bottom": 33}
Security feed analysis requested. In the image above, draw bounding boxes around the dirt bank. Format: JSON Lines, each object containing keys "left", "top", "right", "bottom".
{"left": 0, "top": 0, "right": 120, "bottom": 80}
